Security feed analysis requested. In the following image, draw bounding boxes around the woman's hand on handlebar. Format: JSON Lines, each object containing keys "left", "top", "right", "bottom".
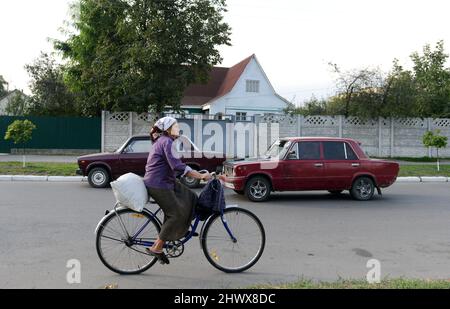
{"left": 200, "top": 172, "right": 212, "bottom": 181}
{"left": 187, "top": 169, "right": 211, "bottom": 181}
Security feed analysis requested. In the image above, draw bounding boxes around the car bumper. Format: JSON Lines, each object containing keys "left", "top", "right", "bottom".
{"left": 222, "top": 176, "right": 246, "bottom": 191}
{"left": 76, "top": 169, "right": 83, "bottom": 176}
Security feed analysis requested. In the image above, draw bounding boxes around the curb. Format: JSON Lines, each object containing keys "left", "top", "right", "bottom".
{"left": 0, "top": 175, "right": 448, "bottom": 183}
{"left": 0, "top": 175, "right": 87, "bottom": 182}
{"left": 396, "top": 177, "right": 421, "bottom": 183}
{"left": 420, "top": 176, "right": 448, "bottom": 183}
{"left": 396, "top": 176, "right": 448, "bottom": 183}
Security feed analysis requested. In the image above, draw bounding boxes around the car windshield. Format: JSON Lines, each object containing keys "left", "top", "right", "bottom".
{"left": 115, "top": 140, "right": 129, "bottom": 153}
{"left": 264, "top": 140, "right": 291, "bottom": 159}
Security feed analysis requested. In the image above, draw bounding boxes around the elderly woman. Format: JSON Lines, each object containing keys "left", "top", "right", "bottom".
{"left": 144, "top": 116, "right": 211, "bottom": 264}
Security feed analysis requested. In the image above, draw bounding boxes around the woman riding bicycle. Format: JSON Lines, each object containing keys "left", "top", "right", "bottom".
{"left": 144, "top": 116, "right": 215, "bottom": 264}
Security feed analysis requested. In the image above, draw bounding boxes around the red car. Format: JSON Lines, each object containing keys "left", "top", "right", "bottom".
{"left": 222, "top": 137, "right": 399, "bottom": 202}
{"left": 77, "top": 135, "right": 226, "bottom": 188}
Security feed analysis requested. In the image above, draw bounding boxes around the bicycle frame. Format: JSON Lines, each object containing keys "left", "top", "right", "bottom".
{"left": 113, "top": 203, "right": 237, "bottom": 249}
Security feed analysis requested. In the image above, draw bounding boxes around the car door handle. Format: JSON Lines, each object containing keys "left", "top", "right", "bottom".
{"left": 351, "top": 163, "right": 360, "bottom": 167}
{"left": 314, "top": 163, "right": 324, "bottom": 167}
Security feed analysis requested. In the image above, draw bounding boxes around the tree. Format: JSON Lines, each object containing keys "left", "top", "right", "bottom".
{"left": 328, "top": 63, "right": 382, "bottom": 118}
{"left": 55, "top": 0, "right": 231, "bottom": 116}
{"left": 25, "top": 53, "right": 78, "bottom": 117}
{"left": 423, "top": 130, "right": 448, "bottom": 171}
{"left": 0, "top": 75, "right": 9, "bottom": 98}
{"left": 382, "top": 59, "right": 419, "bottom": 117}
{"left": 411, "top": 40, "right": 450, "bottom": 118}
{"left": 4, "top": 120, "right": 37, "bottom": 167}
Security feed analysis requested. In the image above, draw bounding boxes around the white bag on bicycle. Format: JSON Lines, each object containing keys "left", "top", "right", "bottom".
{"left": 110, "top": 173, "right": 148, "bottom": 212}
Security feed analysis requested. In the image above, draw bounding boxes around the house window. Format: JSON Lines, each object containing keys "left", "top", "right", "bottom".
{"left": 246, "top": 80, "right": 260, "bottom": 93}
{"left": 236, "top": 112, "right": 247, "bottom": 121}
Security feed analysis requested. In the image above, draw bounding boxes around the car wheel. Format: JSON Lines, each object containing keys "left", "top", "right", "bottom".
{"left": 328, "top": 190, "right": 343, "bottom": 195}
{"left": 88, "top": 167, "right": 110, "bottom": 188}
{"left": 245, "top": 176, "right": 271, "bottom": 202}
{"left": 350, "top": 177, "right": 375, "bottom": 201}
{"left": 181, "top": 175, "right": 201, "bottom": 189}
{"left": 234, "top": 190, "right": 244, "bottom": 195}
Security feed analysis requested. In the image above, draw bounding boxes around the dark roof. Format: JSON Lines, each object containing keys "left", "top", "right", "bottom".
{"left": 181, "top": 55, "right": 254, "bottom": 107}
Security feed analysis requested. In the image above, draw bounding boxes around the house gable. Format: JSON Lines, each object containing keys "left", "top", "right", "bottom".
{"left": 203, "top": 55, "right": 289, "bottom": 115}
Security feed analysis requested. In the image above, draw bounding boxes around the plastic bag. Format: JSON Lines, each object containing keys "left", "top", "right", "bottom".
{"left": 110, "top": 173, "right": 148, "bottom": 212}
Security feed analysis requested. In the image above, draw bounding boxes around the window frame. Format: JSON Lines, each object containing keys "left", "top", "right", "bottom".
{"left": 322, "top": 141, "right": 360, "bottom": 161}
{"left": 286, "top": 141, "right": 322, "bottom": 161}
{"left": 246, "top": 80, "right": 260, "bottom": 93}
{"left": 236, "top": 112, "right": 248, "bottom": 121}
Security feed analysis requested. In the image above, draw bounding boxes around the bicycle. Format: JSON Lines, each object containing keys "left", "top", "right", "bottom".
{"left": 95, "top": 172, "right": 265, "bottom": 274}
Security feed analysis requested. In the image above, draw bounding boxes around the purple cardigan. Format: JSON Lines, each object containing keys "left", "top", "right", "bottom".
{"left": 144, "top": 135, "right": 192, "bottom": 190}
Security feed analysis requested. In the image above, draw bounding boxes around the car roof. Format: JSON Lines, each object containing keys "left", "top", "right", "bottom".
{"left": 281, "top": 136, "right": 358, "bottom": 143}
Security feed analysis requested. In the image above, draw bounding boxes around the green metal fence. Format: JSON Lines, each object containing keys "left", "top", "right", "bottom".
{"left": 0, "top": 115, "right": 101, "bottom": 153}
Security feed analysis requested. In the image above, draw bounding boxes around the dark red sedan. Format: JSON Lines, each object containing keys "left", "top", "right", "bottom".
{"left": 77, "top": 135, "right": 226, "bottom": 188}
{"left": 222, "top": 137, "right": 399, "bottom": 202}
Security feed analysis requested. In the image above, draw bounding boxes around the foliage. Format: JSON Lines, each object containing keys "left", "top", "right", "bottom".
{"left": 411, "top": 41, "right": 450, "bottom": 118}
{"left": 296, "top": 41, "right": 450, "bottom": 119}
{"left": 55, "top": 0, "right": 231, "bottom": 116}
{"left": 25, "top": 53, "right": 78, "bottom": 116}
{"left": 4, "top": 120, "right": 36, "bottom": 145}
{"left": 423, "top": 130, "right": 448, "bottom": 150}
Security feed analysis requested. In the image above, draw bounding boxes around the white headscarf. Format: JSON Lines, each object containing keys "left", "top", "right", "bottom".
{"left": 155, "top": 116, "right": 177, "bottom": 132}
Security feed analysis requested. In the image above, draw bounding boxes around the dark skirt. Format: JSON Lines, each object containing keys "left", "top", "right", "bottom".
{"left": 146, "top": 179, "right": 198, "bottom": 241}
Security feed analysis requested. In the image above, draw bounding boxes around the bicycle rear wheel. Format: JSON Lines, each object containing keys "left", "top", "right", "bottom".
{"left": 96, "top": 208, "right": 160, "bottom": 275}
{"left": 201, "top": 207, "right": 265, "bottom": 273}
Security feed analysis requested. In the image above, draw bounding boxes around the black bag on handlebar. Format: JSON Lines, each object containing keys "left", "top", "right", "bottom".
{"left": 196, "top": 178, "right": 225, "bottom": 221}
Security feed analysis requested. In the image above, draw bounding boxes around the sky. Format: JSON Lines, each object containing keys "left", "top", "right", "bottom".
{"left": 1, "top": 0, "right": 450, "bottom": 106}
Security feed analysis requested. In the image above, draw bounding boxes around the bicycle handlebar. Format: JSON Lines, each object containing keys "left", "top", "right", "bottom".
{"left": 198, "top": 169, "right": 218, "bottom": 179}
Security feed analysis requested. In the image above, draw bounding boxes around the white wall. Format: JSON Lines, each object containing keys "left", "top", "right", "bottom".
{"left": 208, "top": 57, "right": 288, "bottom": 116}
{"left": 0, "top": 97, "right": 8, "bottom": 115}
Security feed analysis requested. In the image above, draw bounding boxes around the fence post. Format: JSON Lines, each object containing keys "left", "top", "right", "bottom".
{"left": 254, "top": 115, "right": 260, "bottom": 157}
{"left": 390, "top": 117, "right": 394, "bottom": 158}
{"left": 427, "top": 118, "right": 432, "bottom": 158}
{"left": 339, "top": 115, "right": 343, "bottom": 138}
{"left": 129, "top": 112, "right": 133, "bottom": 138}
{"left": 378, "top": 117, "right": 382, "bottom": 157}
{"left": 101, "top": 111, "right": 105, "bottom": 152}
{"left": 297, "top": 115, "right": 303, "bottom": 137}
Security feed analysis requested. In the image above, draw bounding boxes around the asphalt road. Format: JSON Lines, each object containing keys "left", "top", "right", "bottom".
{"left": 1, "top": 181, "right": 450, "bottom": 289}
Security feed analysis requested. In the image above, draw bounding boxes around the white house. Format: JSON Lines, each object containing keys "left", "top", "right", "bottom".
{"left": 180, "top": 54, "right": 289, "bottom": 119}
{"left": 0, "top": 90, "right": 28, "bottom": 115}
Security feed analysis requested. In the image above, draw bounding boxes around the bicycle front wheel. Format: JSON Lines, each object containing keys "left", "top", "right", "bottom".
{"left": 201, "top": 207, "right": 265, "bottom": 273}
{"left": 96, "top": 208, "right": 160, "bottom": 275}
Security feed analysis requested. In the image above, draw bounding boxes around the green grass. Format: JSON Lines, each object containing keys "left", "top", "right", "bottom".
{"left": 250, "top": 278, "right": 450, "bottom": 289}
{"left": 399, "top": 164, "right": 450, "bottom": 177}
{"left": 373, "top": 156, "right": 450, "bottom": 163}
{"left": 0, "top": 162, "right": 78, "bottom": 176}
{"left": 0, "top": 161, "right": 448, "bottom": 177}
